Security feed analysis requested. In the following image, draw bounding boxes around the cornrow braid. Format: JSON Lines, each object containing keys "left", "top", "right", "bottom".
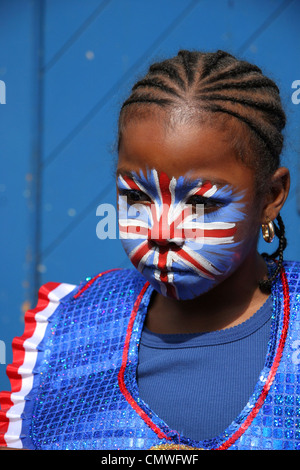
{"left": 121, "top": 93, "right": 173, "bottom": 109}
{"left": 197, "top": 50, "right": 233, "bottom": 79}
{"left": 148, "top": 61, "right": 186, "bottom": 89}
{"left": 195, "top": 93, "right": 286, "bottom": 126}
{"left": 177, "top": 49, "right": 199, "bottom": 84}
{"left": 118, "top": 49, "right": 287, "bottom": 290}
{"left": 132, "top": 77, "right": 181, "bottom": 98}
{"left": 198, "top": 76, "right": 280, "bottom": 93}
{"left": 119, "top": 50, "right": 286, "bottom": 171}
{"left": 199, "top": 103, "right": 283, "bottom": 168}
{"left": 200, "top": 61, "right": 263, "bottom": 84}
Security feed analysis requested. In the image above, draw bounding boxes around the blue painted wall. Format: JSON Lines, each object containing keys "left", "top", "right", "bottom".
{"left": 0, "top": 0, "right": 299, "bottom": 391}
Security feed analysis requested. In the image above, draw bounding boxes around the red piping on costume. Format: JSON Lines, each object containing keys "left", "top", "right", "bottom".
{"left": 75, "top": 269, "right": 170, "bottom": 440}
{"left": 73, "top": 269, "right": 121, "bottom": 299}
{"left": 118, "top": 281, "right": 170, "bottom": 441}
{"left": 0, "top": 282, "right": 61, "bottom": 447}
{"left": 215, "top": 267, "right": 290, "bottom": 450}
{"left": 118, "top": 266, "right": 291, "bottom": 448}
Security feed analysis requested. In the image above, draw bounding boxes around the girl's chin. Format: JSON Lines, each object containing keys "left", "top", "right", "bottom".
{"left": 140, "top": 268, "right": 219, "bottom": 300}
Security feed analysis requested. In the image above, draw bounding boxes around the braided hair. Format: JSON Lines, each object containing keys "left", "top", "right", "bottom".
{"left": 118, "top": 50, "right": 287, "bottom": 292}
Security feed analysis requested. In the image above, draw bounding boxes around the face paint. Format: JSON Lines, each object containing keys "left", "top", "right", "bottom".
{"left": 117, "top": 168, "right": 245, "bottom": 300}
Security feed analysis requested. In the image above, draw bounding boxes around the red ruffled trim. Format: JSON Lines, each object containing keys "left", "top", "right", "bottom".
{"left": 0, "top": 270, "right": 118, "bottom": 448}
{"left": 0, "top": 282, "right": 64, "bottom": 447}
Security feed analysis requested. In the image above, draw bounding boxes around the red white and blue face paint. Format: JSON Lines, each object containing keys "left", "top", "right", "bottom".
{"left": 117, "top": 169, "right": 245, "bottom": 300}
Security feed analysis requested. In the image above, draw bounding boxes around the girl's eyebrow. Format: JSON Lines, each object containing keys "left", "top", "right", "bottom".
{"left": 181, "top": 173, "right": 231, "bottom": 187}
{"left": 116, "top": 168, "right": 232, "bottom": 188}
{"left": 116, "top": 169, "right": 137, "bottom": 179}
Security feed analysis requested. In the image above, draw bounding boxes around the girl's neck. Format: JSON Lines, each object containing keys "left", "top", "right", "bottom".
{"left": 145, "top": 251, "right": 270, "bottom": 334}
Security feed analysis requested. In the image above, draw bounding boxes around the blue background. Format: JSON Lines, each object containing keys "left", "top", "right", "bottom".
{"left": 0, "top": 0, "right": 299, "bottom": 391}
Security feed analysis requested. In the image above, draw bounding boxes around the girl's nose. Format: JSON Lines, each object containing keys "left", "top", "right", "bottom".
{"left": 149, "top": 234, "right": 184, "bottom": 248}
{"left": 151, "top": 237, "right": 171, "bottom": 247}
{"left": 148, "top": 215, "right": 185, "bottom": 247}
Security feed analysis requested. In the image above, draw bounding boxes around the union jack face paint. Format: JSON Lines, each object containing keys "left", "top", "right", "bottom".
{"left": 117, "top": 168, "right": 245, "bottom": 300}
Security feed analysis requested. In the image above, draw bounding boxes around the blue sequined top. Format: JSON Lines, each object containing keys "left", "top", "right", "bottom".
{"left": 0, "top": 261, "right": 299, "bottom": 450}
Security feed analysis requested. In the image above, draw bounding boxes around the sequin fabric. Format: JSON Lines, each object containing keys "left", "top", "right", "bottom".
{"left": 3, "top": 261, "right": 300, "bottom": 450}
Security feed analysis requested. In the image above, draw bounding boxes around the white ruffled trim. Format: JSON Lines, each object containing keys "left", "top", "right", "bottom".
{"left": 0, "top": 282, "right": 76, "bottom": 448}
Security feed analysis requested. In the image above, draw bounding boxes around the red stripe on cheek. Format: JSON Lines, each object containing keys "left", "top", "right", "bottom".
{"left": 130, "top": 241, "right": 150, "bottom": 268}
{"left": 203, "top": 227, "right": 237, "bottom": 238}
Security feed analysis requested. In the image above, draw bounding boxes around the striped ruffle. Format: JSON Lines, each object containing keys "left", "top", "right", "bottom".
{"left": 0, "top": 282, "right": 76, "bottom": 449}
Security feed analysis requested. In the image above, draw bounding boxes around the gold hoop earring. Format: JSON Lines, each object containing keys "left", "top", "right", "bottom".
{"left": 261, "top": 220, "right": 275, "bottom": 243}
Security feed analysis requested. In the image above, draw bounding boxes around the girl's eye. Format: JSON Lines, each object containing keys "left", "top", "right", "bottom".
{"left": 119, "top": 189, "right": 151, "bottom": 204}
{"left": 187, "top": 195, "right": 224, "bottom": 211}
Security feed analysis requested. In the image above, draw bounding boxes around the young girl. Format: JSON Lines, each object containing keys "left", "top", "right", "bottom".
{"left": 0, "top": 50, "right": 298, "bottom": 451}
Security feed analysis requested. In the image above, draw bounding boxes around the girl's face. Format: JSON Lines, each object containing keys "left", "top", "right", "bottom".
{"left": 117, "top": 114, "right": 263, "bottom": 300}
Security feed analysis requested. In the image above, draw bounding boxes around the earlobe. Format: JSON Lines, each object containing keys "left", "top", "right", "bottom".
{"left": 259, "top": 167, "right": 289, "bottom": 292}
{"left": 261, "top": 167, "right": 290, "bottom": 223}
{"left": 261, "top": 219, "right": 275, "bottom": 243}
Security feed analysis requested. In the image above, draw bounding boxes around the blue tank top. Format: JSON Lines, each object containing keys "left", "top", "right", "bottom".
{"left": 137, "top": 296, "right": 272, "bottom": 441}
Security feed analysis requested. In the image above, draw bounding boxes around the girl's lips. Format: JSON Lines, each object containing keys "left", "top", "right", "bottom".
{"left": 153, "top": 267, "right": 189, "bottom": 276}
